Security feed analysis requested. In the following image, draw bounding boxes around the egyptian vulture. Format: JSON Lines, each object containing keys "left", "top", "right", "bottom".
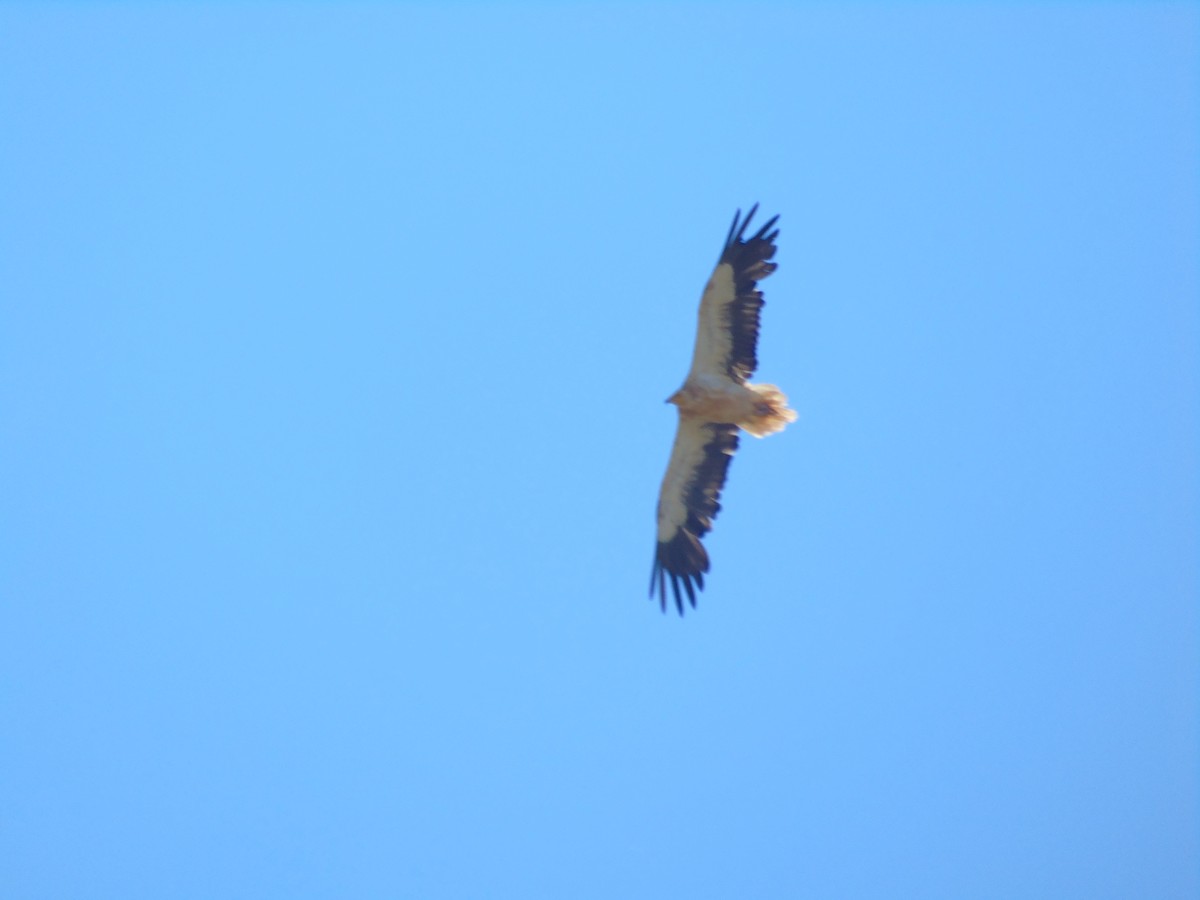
{"left": 651, "top": 205, "right": 796, "bottom": 614}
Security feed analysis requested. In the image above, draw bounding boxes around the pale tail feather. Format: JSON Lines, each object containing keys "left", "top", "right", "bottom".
{"left": 740, "top": 383, "right": 797, "bottom": 438}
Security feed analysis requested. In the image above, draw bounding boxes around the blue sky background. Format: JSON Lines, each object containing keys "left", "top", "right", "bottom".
{"left": 2, "top": 4, "right": 1196, "bottom": 898}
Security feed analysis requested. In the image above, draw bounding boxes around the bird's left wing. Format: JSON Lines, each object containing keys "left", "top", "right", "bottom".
{"left": 651, "top": 416, "right": 740, "bottom": 614}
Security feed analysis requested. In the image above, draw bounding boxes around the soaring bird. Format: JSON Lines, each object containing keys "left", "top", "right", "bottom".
{"left": 651, "top": 205, "right": 796, "bottom": 614}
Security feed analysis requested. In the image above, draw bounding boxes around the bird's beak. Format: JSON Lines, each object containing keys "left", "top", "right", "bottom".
{"left": 665, "top": 390, "right": 680, "bottom": 406}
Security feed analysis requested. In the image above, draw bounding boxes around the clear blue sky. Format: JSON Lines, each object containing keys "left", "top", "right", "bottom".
{"left": 2, "top": 5, "right": 1196, "bottom": 898}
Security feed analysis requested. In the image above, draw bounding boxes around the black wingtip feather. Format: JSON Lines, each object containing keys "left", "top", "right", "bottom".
{"left": 722, "top": 204, "right": 763, "bottom": 261}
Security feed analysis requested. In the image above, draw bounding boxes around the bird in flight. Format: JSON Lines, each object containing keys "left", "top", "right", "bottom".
{"left": 651, "top": 205, "right": 796, "bottom": 614}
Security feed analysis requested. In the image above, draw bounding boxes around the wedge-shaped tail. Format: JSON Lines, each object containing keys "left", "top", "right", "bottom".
{"left": 740, "top": 384, "right": 797, "bottom": 438}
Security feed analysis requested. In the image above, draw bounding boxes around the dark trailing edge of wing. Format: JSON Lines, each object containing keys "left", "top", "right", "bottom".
{"left": 719, "top": 204, "right": 779, "bottom": 383}
{"left": 649, "top": 423, "right": 740, "bottom": 615}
